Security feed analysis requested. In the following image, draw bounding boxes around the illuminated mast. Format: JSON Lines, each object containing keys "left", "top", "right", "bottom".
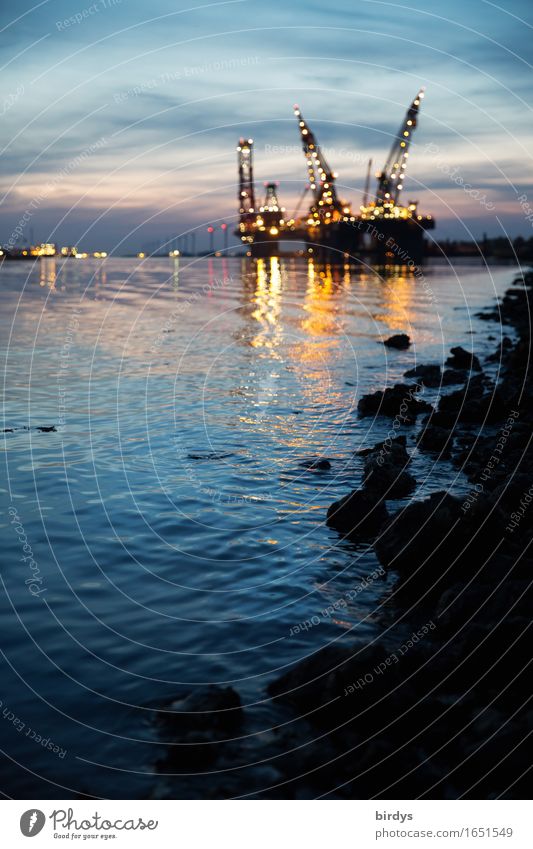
{"left": 237, "top": 138, "right": 256, "bottom": 224}
{"left": 293, "top": 105, "right": 348, "bottom": 224}
{"left": 374, "top": 88, "right": 425, "bottom": 207}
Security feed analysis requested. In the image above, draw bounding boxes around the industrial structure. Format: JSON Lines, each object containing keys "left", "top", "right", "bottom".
{"left": 236, "top": 89, "right": 435, "bottom": 261}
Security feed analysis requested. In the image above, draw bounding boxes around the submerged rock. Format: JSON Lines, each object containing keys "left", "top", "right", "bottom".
{"left": 299, "top": 458, "right": 332, "bottom": 471}
{"left": 157, "top": 685, "right": 243, "bottom": 734}
{"left": 156, "top": 685, "right": 244, "bottom": 770}
{"left": 383, "top": 333, "right": 411, "bottom": 349}
{"left": 326, "top": 488, "right": 389, "bottom": 537}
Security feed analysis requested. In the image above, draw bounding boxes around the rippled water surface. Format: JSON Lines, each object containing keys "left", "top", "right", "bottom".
{"left": 0, "top": 256, "right": 517, "bottom": 797}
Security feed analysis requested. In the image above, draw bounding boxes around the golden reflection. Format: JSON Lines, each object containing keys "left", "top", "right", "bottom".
{"left": 172, "top": 255, "right": 180, "bottom": 290}
{"left": 373, "top": 270, "right": 416, "bottom": 332}
{"left": 39, "top": 257, "right": 57, "bottom": 289}
{"left": 300, "top": 260, "right": 338, "bottom": 338}
{"left": 250, "top": 257, "right": 283, "bottom": 346}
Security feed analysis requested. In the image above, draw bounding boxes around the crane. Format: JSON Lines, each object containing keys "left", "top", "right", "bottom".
{"left": 237, "top": 137, "right": 256, "bottom": 223}
{"left": 293, "top": 105, "right": 349, "bottom": 224}
{"left": 375, "top": 88, "right": 425, "bottom": 207}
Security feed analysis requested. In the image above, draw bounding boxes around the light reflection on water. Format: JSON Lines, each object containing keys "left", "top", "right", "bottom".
{"left": 0, "top": 256, "right": 515, "bottom": 796}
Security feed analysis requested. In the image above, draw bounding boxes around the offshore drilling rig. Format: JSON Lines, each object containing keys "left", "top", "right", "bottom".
{"left": 235, "top": 89, "right": 434, "bottom": 261}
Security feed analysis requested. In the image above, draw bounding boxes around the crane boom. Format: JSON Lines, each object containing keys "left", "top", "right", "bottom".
{"left": 293, "top": 105, "right": 346, "bottom": 222}
{"left": 375, "top": 88, "right": 425, "bottom": 206}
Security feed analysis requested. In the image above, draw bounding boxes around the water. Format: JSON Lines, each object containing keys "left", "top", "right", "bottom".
{"left": 0, "top": 255, "right": 517, "bottom": 797}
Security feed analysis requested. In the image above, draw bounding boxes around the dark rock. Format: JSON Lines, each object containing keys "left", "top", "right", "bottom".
{"left": 326, "top": 488, "right": 389, "bottom": 537}
{"left": 374, "top": 491, "right": 506, "bottom": 594}
{"left": 362, "top": 440, "right": 416, "bottom": 498}
{"left": 374, "top": 491, "right": 464, "bottom": 574}
{"left": 403, "top": 364, "right": 442, "bottom": 387}
{"left": 36, "top": 425, "right": 57, "bottom": 432}
{"left": 364, "top": 462, "right": 417, "bottom": 499}
{"left": 187, "top": 452, "right": 233, "bottom": 460}
{"left": 299, "top": 458, "right": 331, "bottom": 471}
{"left": 383, "top": 333, "right": 411, "bottom": 349}
{"left": 156, "top": 685, "right": 244, "bottom": 771}
{"left": 442, "top": 368, "right": 469, "bottom": 385}
{"left": 357, "top": 383, "right": 432, "bottom": 421}
{"left": 437, "top": 375, "right": 507, "bottom": 424}
{"left": 157, "top": 685, "right": 243, "bottom": 735}
{"left": 416, "top": 425, "right": 453, "bottom": 454}
{"left": 445, "top": 346, "right": 482, "bottom": 372}
{"left": 357, "top": 435, "right": 407, "bottom": 457}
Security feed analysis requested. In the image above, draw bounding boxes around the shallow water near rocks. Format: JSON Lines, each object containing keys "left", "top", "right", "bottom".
{"left": 0, "top": 256, "right": 518, "bottom": 797}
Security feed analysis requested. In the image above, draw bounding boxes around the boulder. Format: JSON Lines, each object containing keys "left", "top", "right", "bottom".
{"left": 403, "top": 364, "right": 442, "bottom": 387}
{"left": 445, "top": 346, "right": 481, "bottom": 372}
{"left": 383, "top": 333, "right": 411, "bottom": 349}
{"left": 157, "top": 685, "right": 243, "bottom": 735}
{"left": 357, "top": 383, "right": 432, "bottom": 421}
{"left": 299, "top": 458, "right": 332, "bottom": 470}
{"left": 362, "top": 441, "right": 416, "bottom": 498}
{"left": 442, "top": 368, "right": 469, "bottom": 385}
{"left": 357, "top": 435, "right": 407, "bottom": 457}
{"left": 326, "top": 488, "right": 389, "bottom": 537}
{"left": 416, "top": 425, "right": 454, "bottom": 454}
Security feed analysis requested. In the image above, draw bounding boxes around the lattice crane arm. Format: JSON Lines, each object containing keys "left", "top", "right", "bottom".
{"left": 376, "top": 88, "right": 425, "bottom": 206}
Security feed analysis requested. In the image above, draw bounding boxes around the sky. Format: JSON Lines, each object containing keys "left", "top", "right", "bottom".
{"left": 1, "top": 0, "right": 533, "bottom": 252}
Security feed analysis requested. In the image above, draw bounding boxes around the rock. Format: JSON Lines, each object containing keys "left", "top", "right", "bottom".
{"left": 326, "top": 488, "right": 389, "bottom": 537}
{"left": 445, "top": 346, "right": 481, "bottom": 372}
{"left": 187, "top": 452, "right": 233, "bottom": 460}
{"left": 416, "top": 425, "right": 453, "bottom": 454}
{"left": 438, "top": 382, "right": 507, "bottom": 424}
{"left": 364, "top": 461, "right": 417, "bottom": 499}
{"left": 383, "top": 333, "right": 411, "bottom": 349}
{"left": 362, "top": 440, "right": 416, "bottom": 498}
{"left": 374, "top": 491, "right": 464, "bottom": 574}
{"left": 442, "top": 368, "right": 468, "bottom": 385}
{"left": 374, "top": 491, "right": 506, "bottom": 594}
{"left": 156, "top": 685, "right": 244, "bottom": 771}
{"left": 403, "top": 364, "right": 441, "bottom": 387}
{"left": 357, "top": 435, "right": 407, "bottom": 457}
{"left": 36, "top": 425, "right": 57, "bottom": 432}
{"left": 357, "top": 383, "right": 432, "bottom": 421}
{"left": 157, "top": 685, "right": 243, "bottom": 735}
{"left": 299, "top": 458, "right": 331, "bottom": 470}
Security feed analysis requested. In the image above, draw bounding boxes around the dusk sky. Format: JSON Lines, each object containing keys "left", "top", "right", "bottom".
{"left": 1, "top": 0, "right": 532, "bottom": 252}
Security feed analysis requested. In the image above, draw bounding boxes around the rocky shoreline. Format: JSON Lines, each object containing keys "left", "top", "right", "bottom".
{"left": 155, "top": 270, "right": 532, "bottom": 799}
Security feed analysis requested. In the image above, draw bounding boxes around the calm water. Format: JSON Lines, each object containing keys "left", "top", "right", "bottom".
{"left": 0, "top": 256, "right": 516, "bottom": 797}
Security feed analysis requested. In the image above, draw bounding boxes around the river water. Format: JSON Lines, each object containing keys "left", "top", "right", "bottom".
{"left": 0, "top": 255, "right": 517, "bottom": 797}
